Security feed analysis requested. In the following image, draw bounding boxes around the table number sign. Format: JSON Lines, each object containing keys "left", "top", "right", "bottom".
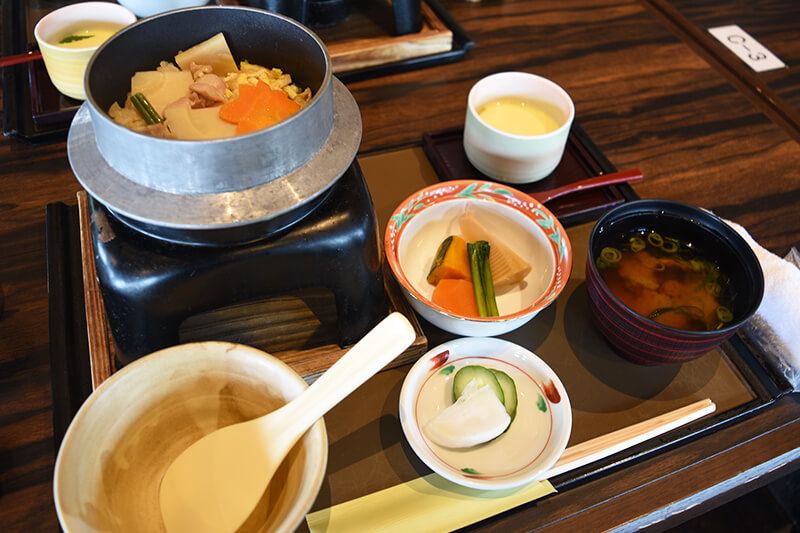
{"left": 708, "top": 25, "right": 786, "bottom": 72}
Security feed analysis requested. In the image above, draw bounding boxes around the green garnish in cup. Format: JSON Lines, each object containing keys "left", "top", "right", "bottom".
{"left": 59, "top": 34, "right": 94, "bottom": 44}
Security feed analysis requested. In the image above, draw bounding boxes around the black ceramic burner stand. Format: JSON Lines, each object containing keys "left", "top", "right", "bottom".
{"left": 90, "top": 162, "right": 387, "bottom": 367}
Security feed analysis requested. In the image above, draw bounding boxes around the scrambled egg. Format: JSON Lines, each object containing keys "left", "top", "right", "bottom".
{"left": 224, "top": 60, "right": 312, "bottom": 106}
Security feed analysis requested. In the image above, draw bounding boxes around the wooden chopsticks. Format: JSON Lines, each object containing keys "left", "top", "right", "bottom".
{"left": 547, "top": 398, "right": 716, "bottom": 478}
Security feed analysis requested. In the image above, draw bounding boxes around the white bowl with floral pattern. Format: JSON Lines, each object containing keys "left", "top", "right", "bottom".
{"left": 384, "top": 180, "right": 572, "bottom": 336}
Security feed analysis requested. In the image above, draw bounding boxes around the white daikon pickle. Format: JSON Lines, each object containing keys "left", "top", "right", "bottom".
{"left": 423, "top": 379, "right": 511, "bottom": 448}
{"left": 459, "top": 206, "right": 532, "bottom": 287}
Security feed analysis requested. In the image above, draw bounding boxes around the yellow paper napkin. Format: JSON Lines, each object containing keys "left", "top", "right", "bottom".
{"left": 306, "top": 474, "right": 555, "bottom": 533}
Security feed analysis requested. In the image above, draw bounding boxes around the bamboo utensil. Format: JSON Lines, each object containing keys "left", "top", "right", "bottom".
{"left": 547, "top": 398, "right": 716, "bottom": 478}
{"left": 305, "top": 399, "right": 717, "bottom": 533}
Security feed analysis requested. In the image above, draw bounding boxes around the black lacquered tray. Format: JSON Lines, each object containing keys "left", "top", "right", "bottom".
{"left": 423, "top": 123, "right": 632, "bottom": 227}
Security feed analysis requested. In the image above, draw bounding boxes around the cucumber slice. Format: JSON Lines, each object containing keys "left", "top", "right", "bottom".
{"left": 453, "top": 365, "right": 504, "bottom": 405}
{"left": 489, "top": 368, "right": 518, "bottom": 420}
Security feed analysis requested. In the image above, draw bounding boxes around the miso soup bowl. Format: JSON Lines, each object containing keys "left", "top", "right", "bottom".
{"left": 586, "top": 200, "right": 764, "bottom": 365}
{"left": 385, "top": 180, "right": 572, "bottom": 337}
{"left": 54, "top": 342, "right": 327, "bottom": 532}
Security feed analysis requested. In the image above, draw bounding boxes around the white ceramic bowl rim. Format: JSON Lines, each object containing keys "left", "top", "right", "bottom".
{"left": 467, "top": 71, "right": 576, "bottom": 140}
{"left": 385, "top": 180, "right": 573, "bottom": 323}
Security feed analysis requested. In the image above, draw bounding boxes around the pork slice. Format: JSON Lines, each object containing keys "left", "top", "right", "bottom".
{"left": 190, "top": 73, "right": 227, "bottom": 104}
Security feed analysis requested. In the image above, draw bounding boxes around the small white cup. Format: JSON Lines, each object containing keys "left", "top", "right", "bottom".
{"left": 463, "top": 72, "right": 575, "bottom": 184}
{"left": 34, "top": 2, "right": 136, "bottom": 100}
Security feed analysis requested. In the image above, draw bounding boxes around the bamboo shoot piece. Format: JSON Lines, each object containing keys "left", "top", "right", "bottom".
{"left": 459, "top": 207, "right": 532, "bottom": 287}
{"left": 174, "top": 32, "right": 238, "bottom": 77}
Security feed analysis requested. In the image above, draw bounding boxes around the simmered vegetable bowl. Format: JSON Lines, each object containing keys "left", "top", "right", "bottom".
{"left": 108, "top": 32, "right": 312, "bottom": 139}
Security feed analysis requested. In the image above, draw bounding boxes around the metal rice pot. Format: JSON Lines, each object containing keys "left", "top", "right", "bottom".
{"left": 69, "top": 6, "right": 362, "bottom": 245}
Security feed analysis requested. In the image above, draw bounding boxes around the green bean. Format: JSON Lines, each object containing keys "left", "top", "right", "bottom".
{"left": 468, "top": 240, "right": 499, "bottom": 317}
{"left": 131, "top": 92, "right": 163, "bottom": 125}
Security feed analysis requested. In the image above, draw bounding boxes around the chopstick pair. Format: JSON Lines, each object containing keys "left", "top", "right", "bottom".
{"left": 306, "top": 398, "right": 716, "bottom": 533}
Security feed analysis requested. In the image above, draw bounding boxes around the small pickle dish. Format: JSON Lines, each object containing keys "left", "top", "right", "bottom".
{"left": 399, "top": 337, "right": 572, "bottom": 490}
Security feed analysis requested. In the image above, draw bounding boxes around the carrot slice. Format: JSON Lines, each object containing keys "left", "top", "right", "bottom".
{"left": 219, "top": 83, "right": 265, "bottom": 124}
{"left": 219, "top": 80, "right": 300, "bottom": 133}
{"left": 431, "top": 278, "right": 480, "bottom": 317}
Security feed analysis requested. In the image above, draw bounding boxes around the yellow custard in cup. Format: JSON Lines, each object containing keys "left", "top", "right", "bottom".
{"left": 476, "top": 97, "right": 564, "bottom": 136}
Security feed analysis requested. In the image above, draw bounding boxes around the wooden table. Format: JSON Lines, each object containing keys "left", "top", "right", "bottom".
{"left": 1, "top": 0, "right": 799, "bottom": 531}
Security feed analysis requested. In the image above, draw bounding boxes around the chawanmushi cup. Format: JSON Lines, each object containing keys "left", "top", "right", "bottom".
{"left": 33, "top": 2, "right": 136, "bottom": 100}
{"left": 463, "top": 71, "right": 575, "bottom": 184}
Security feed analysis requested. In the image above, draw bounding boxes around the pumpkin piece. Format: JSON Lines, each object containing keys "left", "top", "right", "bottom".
{"left": 431, "top": 278, "right": 480, "bottom": 317}
{"left": 426, "top": 235, "right": 471, "bottom": 285}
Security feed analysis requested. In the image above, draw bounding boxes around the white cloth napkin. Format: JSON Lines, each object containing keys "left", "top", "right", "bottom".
{"left": 724, "top": 219, "right": 800, "bottom": 390}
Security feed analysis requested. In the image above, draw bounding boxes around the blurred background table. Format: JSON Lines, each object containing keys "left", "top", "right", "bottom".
{"left": 1, "top": 0, "right": 799, "bottom": 531}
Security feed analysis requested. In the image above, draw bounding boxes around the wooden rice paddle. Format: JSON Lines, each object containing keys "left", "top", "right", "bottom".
{"left": 159, "top": 312, "right": 416, "bottom": 533}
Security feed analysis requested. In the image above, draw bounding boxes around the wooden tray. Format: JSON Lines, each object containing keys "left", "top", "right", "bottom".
{"left": 321, "top": 0, "right": 453, "bottom": 74}
{"left": 76, "top": 191, "right": 427, "bottom": 389}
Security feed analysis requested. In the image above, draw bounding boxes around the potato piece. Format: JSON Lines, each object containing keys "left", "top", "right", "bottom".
{"left": 163, "top": 100, "right": 237, "bottom": 140}
{"left": 131, "top": 70, "right": 194, "bottom": 116}
{"left": 174, "top": 32, "right": 238, "bottom": 77}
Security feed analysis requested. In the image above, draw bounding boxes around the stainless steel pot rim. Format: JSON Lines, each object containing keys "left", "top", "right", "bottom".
{"left": 67, "top": 78, "right": 361, "bottom": 230}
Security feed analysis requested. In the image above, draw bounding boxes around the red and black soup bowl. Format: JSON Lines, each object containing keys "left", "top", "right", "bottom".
{"left": 585, "top": 200, "right": 764, "bottom": 365}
